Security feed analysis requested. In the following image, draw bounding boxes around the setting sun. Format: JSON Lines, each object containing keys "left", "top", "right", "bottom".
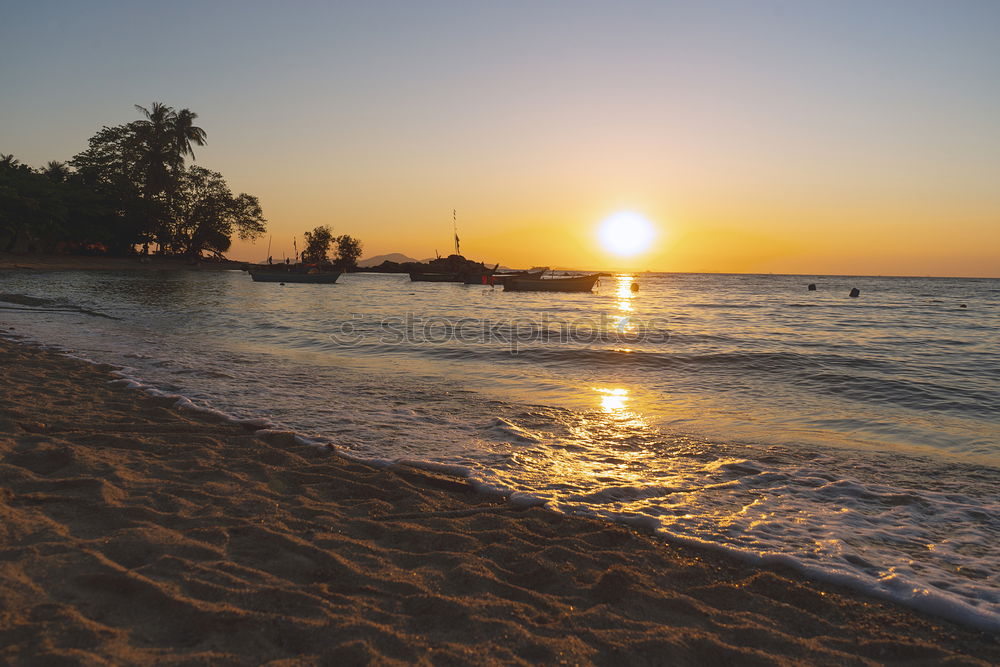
{"left": 597, "top": 211, "right": 657, "bottom": 257}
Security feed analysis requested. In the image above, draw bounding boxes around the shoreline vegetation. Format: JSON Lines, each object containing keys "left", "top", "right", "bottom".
{"left": 0, "top": 251, "right": 493, "bottom": 278}
{"left": 0, "top": 251, "right": 484, "bottom": 277}
{"left": 1, "top": 103, "right": 267, "bottom": 261}
{"left": 0, "top": 252, "right": 245, "bottom": 272}
{"left": 3, "top": 104, "right": 363, "bottom": 273}
{"left": 0, "top": 336, "right": 996, "bottom": 663}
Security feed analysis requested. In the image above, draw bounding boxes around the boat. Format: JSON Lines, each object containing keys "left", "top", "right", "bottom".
{"left": 504, "top": 274, "right": 601, "bottom": 292}
{"left": 463, "top": 267, "right": 549, "bottom": 285}
{"left": 409, "top": 211, "right": 499, "bottom": 282}
{"left": 249, "top": 270, "right": 342, "bottom": 283}
{"left": 246, "top": 263, "right": 342, "bottom": 283}
{"left": 409, "top": 272, "right": 465, "bottom": 282}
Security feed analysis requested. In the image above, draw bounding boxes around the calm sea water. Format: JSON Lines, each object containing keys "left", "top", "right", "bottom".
{"left": 2, "top": 269, "right": 998, "bottom": 630}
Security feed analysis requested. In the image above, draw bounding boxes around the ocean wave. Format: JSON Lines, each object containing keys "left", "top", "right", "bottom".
{"left": 802, "top": 372, "right": 1000, "bottom": 414}
{"left": 0, "top": 291, "right": 119, "bottom": 319}
{"left": 388, "top": 345, "right": 897, "bottom": 374}
{"left": 358, "top": 343, "right": 998, "bottom": 414}
{"left": 488, "top": 417, "right": 544, "bottom": 443}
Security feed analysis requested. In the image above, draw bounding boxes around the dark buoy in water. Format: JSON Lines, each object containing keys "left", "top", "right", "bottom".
{"left": 808, "top": 283, "right": 817, "bottom": 291}
{"left": 630, "top": 282, "right": 639, "bottom": 293}
{"left": 849, "top": 288, "right": 860, "bottom": 298}
{"left": 280, "top": 282, "right": 286, "bottom": 286}
{"left": 960, "top": 304, "right": 967, "bottom": 308}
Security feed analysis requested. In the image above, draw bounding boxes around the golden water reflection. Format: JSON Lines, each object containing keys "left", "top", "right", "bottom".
{"left": 614, "top": 273, "right": 636, "bottom": 322}
{"left": 595, "top": 387, "right": 629, "bottom": 412}
{"left": 517, "top": 386, "right": 657, "bottom": 487}
{"left": 591, "top": 385, "right": 646, "bottom": 428}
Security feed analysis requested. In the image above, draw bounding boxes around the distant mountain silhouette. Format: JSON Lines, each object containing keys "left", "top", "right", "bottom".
{"left": 357, "top": 253, "right": 420, "bottom": 267}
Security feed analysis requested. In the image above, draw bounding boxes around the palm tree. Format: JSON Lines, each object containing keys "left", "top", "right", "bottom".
{"left": 172, "top": 108, "right": 207, "bottom": 161}
{"left": 133, "top": 102, "right": 181, "bottom": 250}
{"left": 133, "top": 102, "right": 176, "bottom": 197}
{"left": 130, "top": 102, "right": 211, "bottom": 252}
{"left": 43, "top": 160, "right": 70, "bottom": 183}
{"left": 133, "top": 103, "right": 208, "bottom": 186}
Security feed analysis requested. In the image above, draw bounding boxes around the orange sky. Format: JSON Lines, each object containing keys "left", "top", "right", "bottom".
{"left": 227, "top": 152, "right": 999, "bottom": 276}
{"left": 3, "top": 2, "right": 998, "bottom": 277}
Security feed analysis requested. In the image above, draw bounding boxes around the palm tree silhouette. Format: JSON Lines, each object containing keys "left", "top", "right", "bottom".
{"left": 43, "top": 161, "right": 70, "bottom": 183}
{"left": 133, "top": 103, "right": 207, "bottom": 189}
{"left": 173, "top": 108, "right": 207, "bottom": 161}
{"left": 132, "top": 102, "right": 208, "bottom": 251}
{"left": 134, "top": 102, "right": 175, "bottom": 197}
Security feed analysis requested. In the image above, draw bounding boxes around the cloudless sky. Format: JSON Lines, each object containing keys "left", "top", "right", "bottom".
{"left": 2, "top": 0, "right": 998, "bottom": 275}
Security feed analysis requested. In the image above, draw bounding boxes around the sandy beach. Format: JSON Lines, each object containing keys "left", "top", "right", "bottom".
{"left": 0, "top": 336, "right": 997, "bottom": 665}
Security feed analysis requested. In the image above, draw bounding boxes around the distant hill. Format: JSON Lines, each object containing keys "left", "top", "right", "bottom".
{"left": 357, "top": 253, "right": 420, "bottom": 267}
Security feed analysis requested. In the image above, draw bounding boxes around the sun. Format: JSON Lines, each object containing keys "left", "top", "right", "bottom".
{"left": 597, "top": 211, "right": 656, "bottom": 256}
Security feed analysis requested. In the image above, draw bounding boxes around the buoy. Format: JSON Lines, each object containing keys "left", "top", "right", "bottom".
{"left": 960, "top": 304, "right": 967, "bottom": 308}
{"left": 849, "top": 288, "right": 860, "bottom": 298}
{"left": 630, "top": 282, "right": 639, "bottom": 293}
{"left": 808, "top": 283, "right": 817, "bottom": 291}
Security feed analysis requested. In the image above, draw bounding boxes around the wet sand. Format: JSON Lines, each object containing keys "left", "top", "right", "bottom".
{"left": 0, "top": 336, "right": 997, "bottom": 664}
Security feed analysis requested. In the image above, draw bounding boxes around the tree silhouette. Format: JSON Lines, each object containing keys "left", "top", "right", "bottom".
{"left": 70, "top": 122, "right": 153, "bottom": 251}
{"left": 172, "top": 108, "right": 207, "bottom": 161}
{"left": 301, "top": 225, "right": 334, "bottom": 264}
{"left": 0, "top": 158, "right": 70, "bottom": 251}
{"left": 334, "top": 234, "right": 363, "bottom": 269}
{"left": 1, "top": 102, "right": 268, "bottom": 257}
{"left": 133, "top": 103, "right": 175, "bottom": 198}
{"left": 170, "top": 166, "right": 265, "bottom": 257}
{"left": 132, "top": 102, "right": 208, "bottom": 247}
{"left": 43, "top": 161, "right": 70, "bottom": 183}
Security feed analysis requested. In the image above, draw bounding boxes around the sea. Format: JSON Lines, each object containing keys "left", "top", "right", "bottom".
{"left": 1, "top": 269, "right": 998, "bottom": 631}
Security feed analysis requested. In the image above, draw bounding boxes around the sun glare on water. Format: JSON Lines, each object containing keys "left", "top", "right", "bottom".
{"left": 597, "top": 211, "right": 657, "bottom": 256}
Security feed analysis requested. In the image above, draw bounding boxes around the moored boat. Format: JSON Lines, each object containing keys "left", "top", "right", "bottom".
{"left": 246, "top": 262, "right": 342, "bottom": 283}
{"left": 464, "top": 267, "right": 549, "bottom": 285}
{"left": 504, "top": 273, "right": 601, "bottom": 292}
{"left": 249, "top": 270, "right": 341, "bottom": 283}
{"left": 409, "top": 272, "right": 465, "bottom": 282}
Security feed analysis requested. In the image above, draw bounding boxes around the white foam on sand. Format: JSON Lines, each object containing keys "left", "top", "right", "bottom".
{"left": 535, "top": 461, "right": 1000, "bottom": 633}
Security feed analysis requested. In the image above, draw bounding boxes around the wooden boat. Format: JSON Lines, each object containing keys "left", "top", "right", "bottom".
{"left": 504, "top": 274, "right": 601, "bottom": 292}
{"left": 245, "top": 260, "right": 343, "bottom": 284}
{"left": 463, "top": 267, "right": 549, "bottom": 285}
{"left": 409, "top": 272, "right": 464, "bottom": 282}
{"left": 249, "top": 270, "right": 341, "bottom": 283}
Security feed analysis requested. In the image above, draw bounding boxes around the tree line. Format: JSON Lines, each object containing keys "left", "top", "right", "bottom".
{"left": 1, "top": 102, "right": 266, "bottom": 258}
{"left": 300, "top": 225, "right": 362, "bottom": 268}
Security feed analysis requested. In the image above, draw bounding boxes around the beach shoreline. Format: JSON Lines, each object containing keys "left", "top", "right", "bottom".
{"left": 0, "top": 336, "right": 997, "bottom": 664}
{"left": 0, "top": 253, "right": 245, "bottom": 272}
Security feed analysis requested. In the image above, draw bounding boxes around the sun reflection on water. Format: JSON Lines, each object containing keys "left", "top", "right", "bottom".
{"left": 595, "top": 387, "right": 629, "bottom": 412}
{"left": 611, "top": 273, "right": 642, "bottom": 338}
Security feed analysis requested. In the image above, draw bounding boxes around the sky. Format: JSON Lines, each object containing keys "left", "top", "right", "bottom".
{"left": 2, "top": 0, "right": 998, "bottom": 276}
